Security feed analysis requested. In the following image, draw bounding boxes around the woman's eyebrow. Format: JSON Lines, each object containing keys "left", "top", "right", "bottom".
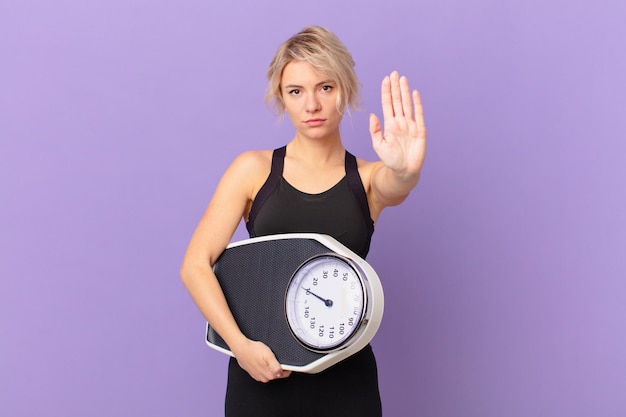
{"left": 283, "top": 80, "right": 335, "bottom": 89}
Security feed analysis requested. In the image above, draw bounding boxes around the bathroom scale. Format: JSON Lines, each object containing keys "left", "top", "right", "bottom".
{"left": 205, "top": 233, "right": 384, "bottom": 373}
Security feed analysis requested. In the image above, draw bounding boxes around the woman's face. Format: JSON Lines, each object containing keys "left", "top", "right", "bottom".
{"left": 280, "top": 60, "right": 343, "bottom": 141}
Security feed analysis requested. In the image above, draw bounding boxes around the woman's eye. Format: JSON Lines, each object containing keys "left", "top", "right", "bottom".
{"left": 289, "top": 89, "right": 300, "bottom": 95}
{"left": 321, "top": 85, "right": 333, "bottom": 92}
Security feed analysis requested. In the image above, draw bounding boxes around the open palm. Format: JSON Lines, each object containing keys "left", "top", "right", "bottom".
{"left": 369, "top": 71, "right": 426, "bottom": 176}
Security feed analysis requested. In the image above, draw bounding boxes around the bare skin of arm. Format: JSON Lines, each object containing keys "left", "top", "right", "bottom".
{"left": 180, "top": 151, "right": 292, "bottom": 382}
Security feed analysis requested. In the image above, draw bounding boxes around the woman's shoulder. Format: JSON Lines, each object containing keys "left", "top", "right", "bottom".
{"left": 353, "top": 155, "right": 383, "bottom": 185}
{"left": 223, "top": 149, "right": 275, "bottom": 190}
{"left": 231, "top": 149, "right": 274, "bottom": 169}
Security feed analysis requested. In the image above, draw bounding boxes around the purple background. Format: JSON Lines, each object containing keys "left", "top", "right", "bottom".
{"left": 2, "top": 0, "right": 625, "bottom": 416}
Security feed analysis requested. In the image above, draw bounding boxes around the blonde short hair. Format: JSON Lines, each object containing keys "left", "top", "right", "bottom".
{"left": 265, "top": 26, "right": 360, "bottom": 114}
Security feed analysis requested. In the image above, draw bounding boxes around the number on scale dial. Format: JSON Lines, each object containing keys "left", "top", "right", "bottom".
{"left": 285, "top": 254, "right": 366, "bottom": 352}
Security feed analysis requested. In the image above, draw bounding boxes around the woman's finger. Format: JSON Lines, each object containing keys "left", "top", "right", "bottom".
{"left": 390, "top": 71, "right": 403, "bottom": 117}
{"left": 380, "top": 75, "right": 393, "bottom": 122}
{"left": 400, "top": 75, "right": 413, "bottom": 122}
{"left": 413, "top": 89, "right": 425, "bottom": 131}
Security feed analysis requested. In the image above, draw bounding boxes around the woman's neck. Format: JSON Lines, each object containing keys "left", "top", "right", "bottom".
{"left": 287, "top": 134, "right": 345, "bottom": 166}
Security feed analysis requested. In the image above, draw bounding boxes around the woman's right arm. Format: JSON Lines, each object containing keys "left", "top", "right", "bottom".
{"left": 180, "top": 151, "right": 291, "bottom": 382}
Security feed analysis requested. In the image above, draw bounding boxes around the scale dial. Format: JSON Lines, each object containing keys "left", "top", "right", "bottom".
{"left": 285, "top": 254, "right": 367, "bottom": 352}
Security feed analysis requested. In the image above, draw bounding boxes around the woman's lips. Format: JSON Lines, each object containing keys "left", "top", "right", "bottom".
{"left": 305, "top": 119, "right": 326, "bottom": 127}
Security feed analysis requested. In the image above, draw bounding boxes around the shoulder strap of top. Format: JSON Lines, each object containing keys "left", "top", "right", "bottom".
{"left": 246, "top": 146, "right": 286, "bottom": 237}
{"left": 345, "top": 151, "right": 375, "bottom": 243}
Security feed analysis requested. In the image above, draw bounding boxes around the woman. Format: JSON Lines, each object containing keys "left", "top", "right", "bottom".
{"left": 181, "top": 26, "right": 426, "bottom": 416}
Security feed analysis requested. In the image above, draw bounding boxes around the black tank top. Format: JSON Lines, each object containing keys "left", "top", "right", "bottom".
{"left": 246, "top": 146, "right": 375, "bottom": 258}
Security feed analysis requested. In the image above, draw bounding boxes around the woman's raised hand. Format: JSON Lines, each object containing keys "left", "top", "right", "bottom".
{"left": 369, "top": 71, "right": 426, "bottom": 178}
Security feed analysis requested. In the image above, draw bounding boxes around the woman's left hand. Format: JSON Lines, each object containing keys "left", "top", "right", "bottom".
{"left": 369, "top": 71, "right": 426, "bottom": 178}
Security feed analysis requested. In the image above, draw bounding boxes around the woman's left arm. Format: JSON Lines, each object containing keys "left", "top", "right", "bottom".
{"left": 368, "top": 71, "right": 427, "bottom": 210}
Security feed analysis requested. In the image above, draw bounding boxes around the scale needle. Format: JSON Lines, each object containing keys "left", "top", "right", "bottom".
{"left": 302, "top": 288, "right": 333, "bottom": 307}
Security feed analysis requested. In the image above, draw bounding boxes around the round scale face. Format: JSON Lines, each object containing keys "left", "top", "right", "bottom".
{"left": 285, "top": 254, "right": 366, "bottom": 352}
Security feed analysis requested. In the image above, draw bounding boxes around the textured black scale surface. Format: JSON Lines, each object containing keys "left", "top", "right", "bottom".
{"left": 206, "top": 238, "right": 331, "bottom": 366}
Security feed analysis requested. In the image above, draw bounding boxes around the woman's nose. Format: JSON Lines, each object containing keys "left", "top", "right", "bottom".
{"left": 305, "top": 94, "right": 321, "bottom": 112}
